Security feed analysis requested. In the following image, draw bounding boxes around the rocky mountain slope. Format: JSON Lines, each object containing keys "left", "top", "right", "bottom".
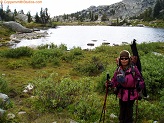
{"left": 78, "top": 0, "right": 157, "bottom": 19}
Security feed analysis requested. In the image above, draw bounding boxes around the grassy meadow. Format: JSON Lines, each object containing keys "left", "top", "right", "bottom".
{"left": 0, "top": 41, "right": 164, "bottom": 123}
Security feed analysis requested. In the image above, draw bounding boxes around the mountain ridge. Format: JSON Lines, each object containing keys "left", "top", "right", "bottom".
{"left": 71, "top": 0, "right": 157, "bottom": 20}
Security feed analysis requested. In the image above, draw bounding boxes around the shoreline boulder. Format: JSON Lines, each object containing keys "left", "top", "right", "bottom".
{"left": 3, "top": 21, "right": 32, "bottom": 33}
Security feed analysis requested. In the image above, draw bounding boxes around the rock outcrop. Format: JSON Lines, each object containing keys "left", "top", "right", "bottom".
{"left": 71, "top": 0, "right": 156, "bottom": 20}
{"left": 108, "top": 0, "right": 156, "bottom": 19}
{"left": 3, "top": 21, "right": 32, "bottom": 33}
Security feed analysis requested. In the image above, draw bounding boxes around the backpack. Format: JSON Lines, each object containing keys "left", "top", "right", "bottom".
{"left": 114, "top": 65, "right": 146, "bottom": 100}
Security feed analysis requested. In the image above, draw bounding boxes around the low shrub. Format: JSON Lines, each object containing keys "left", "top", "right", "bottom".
{"left": 73, "top": 60, "right": 97, "bottom": 76}
{"left": 138, "top": 42, "right": 164, "bottom": 54}
{"left": 1, "top": 47, "right": 33, "bottom": 58}
{"left": 69, "top": 94, "right": 101, "bottom": 122}
{"left": 96, "top": 64, "right": 117, "bottom": 93}
{"left": 137, "top": 100, "right": 164, "bottom": 122}
{"left": 61, "top": 47, "right": 84, "bottom": 62}
{"left": 37, "top": 43, "right": 58, "bottom": 49}
{"left": 158, "top": 89, "right": 164, "bottom": 122}
{"left": 29, "top": 71, "right": 102, "bottom": 122}
{"left": 37, "top": 43, "right": 67, "bottom": 51}
{"left": 7, "top": 60, "right": 23, "bottom": 70}
{"left": 67, "top": 77, "right": 101, "bottom": 122}
{"left": 30, "top": 72, "right": 81, "bottom": 111}
{"left": 52, "top": 57, "right": 61, "bottom": 67}
{"left": 105, "top": 95, "right": 120, "bottom": 123}
{"left": 159, "top": 88, "right": 164, "bottom": 109}
{"left": 30, "top": 48, "right": 66, "bottom": 68}
{"left": 30, "top": 52, "right": 47, "bottom": 68}
{"left": 73, "top": 56, "right": 104, "bottom": 76}
{"left": 141, "top": 53, "right": 164, "bottom": 99}
{"left": 0, "top": 76, "right": 8, "bottom": 93}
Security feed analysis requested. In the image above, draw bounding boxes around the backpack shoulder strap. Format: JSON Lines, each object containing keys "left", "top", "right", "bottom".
{"left": 130, "top": 65, "right": 136, "bottom": 78}
{"left": 115, "top": 66, "right": 120, "bottom": 74}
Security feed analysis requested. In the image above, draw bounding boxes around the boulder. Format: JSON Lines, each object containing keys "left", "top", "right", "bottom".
{"left": 0, "top": 109, "right": 5, "bottom": 116}
{"left": 0, "top": 93, "right": 9, "bottom": 103}
{"left": 3, "top": 21, "right": 32, "bottom": 33}
{"left": 0, "top": 93, "right": 9, "bottom": 116}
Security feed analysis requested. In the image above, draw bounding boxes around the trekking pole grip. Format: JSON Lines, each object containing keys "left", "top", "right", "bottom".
{"left": 107, "top": 73, "right": 110, "bottom": 81}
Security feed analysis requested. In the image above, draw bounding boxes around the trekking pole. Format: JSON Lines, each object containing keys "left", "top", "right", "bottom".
{"left": 135, "top": 95, "right": 139, "bottom": 123}
{"left": 135, "top": 78, "right": 140, "bottom": 123}
{"left": 99, "top": 73, "right": 110, "bottom": 123}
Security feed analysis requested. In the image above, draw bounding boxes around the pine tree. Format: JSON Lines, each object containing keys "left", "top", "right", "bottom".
{"left": 40, "top": 8, "right": 45, "bottom": 23}
{"left": 35, "top": 12, "right": 40, "bottom": 23}
{"left": 6, "top": 5, "right": 11, "bottom": 13}
{"left": 45, "top": 8, "right": 49, "bottom": 24}
{"left": 14, "top": 9, "right": 17, "bottom": 16}
{"left": 0, "top": 2, "right": 4, "bottom": 21}
{"left": 27, "top": 11, "right": 32, "bottom": 23}
{"left": 153, "top": 0, "right": 162, "bottom": 18}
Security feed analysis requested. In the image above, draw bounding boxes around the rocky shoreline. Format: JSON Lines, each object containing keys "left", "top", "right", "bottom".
{"left": 0, "top": 30, "right": 49, "bottom": 48}
{"left": 8, "top": 31, "right": 49, "bottom": 46}
{"left": 1, "top": 21, "right": 49, "bottom": 47}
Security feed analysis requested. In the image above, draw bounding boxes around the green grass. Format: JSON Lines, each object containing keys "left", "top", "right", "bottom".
{"left": 0, "top": 41, "right": 164, "bottom": 123}
{"left": 0, "top": 23, "right": 15, "bottom": 43}
{"left": 0, "top": 18, "right": 164, "bottom": 123}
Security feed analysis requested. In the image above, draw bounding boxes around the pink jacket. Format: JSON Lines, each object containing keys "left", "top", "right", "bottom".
{"left": 111, "top": 65, "right": 145, "bottom": 101}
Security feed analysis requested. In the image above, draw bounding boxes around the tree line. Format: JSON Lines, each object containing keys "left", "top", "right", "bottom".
{"left": 63, "top": 0, "right": 164, "bottom": 22}
{"left": 0, "top": 0, "right": 164, "bottom": 24}
{"left": 130, "top": 0, "right": 164, "bottom": 21}
{"left": 0, "top": 2, "right": 50, "bottom": 24}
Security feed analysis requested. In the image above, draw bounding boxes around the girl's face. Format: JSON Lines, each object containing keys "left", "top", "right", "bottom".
{"left": 120, "top": 57, "right": 129, "bottom": 67}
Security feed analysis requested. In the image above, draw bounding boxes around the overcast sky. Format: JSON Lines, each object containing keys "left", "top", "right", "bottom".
{"left": 2, "top": 0, "right": 122, "bottom": 17}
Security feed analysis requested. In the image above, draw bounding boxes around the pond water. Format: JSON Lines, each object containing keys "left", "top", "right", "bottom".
{"left": 13, "top": 26, "right": 164, "bottom": 49}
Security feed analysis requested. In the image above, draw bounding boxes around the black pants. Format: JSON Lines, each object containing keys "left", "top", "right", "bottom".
{"left": 119, "top": 99, "right": 135, "bottom": 123}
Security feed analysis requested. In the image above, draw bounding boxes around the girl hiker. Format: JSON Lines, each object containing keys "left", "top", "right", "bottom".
{"left": 106, "top": 50, "right": 145, "bottom": 123}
